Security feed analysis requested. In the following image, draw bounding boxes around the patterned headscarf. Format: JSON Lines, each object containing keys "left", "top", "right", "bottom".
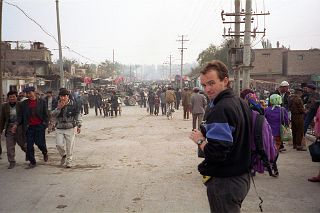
{"left": 245, "top": 93, "right": 264, "bottom": 114}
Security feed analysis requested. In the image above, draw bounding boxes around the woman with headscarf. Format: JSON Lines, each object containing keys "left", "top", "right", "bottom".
{"left": 244, "top": 93, "right": 264, "bottom": 115}
{"left": 264, "top": 94, "right": 289, "bottom": 177}
{"left": 265, "top": 94, "right": 289, "bottom": 151}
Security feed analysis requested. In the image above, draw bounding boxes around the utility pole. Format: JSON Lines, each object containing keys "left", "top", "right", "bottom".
{"left": 129, "top": 65, "right": 132, "bottom": 82}
{"left": 177, "top": 35, "right": 188, "bottom": 89}
{"left": 169, "top": 54, "right": 172, "bottom": 83}
{"left": 112, "top": 49, "right": 115, "bottom": 77}
{"left": 234, "top": 0, "right": 241, "bottom": 96}
{"left": 0, "top": 0, "right": 3, "bottom": 105}
{"left": 221, "top": 0, "right": 269, "bottom": 93}
{"left": 242, "top": 0, "right": 252, "bottom": 89}
{"left": 55, "top": 0, "right": 64, "bottom": 88}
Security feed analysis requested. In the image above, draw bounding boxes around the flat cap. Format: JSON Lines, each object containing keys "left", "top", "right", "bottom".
{"left": 23, "top": 86, "right": 35, "bottom": 93}
{"left": 307, "top": 83, "right": 317, "bottom": 90}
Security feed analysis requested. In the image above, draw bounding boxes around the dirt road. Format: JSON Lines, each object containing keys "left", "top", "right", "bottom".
{"left": 0, "top": 105, "right": 319, "bottom": 212}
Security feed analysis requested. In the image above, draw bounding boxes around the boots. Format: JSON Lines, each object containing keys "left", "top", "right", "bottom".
{"left": 8, "top": 162, "right": 16, "bottom": 169}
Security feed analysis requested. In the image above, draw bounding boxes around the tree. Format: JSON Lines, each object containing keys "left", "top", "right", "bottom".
{"left": 261, "top": 38, "right": 272, "bottom": 48}
{"left": 98, "top": 59, "right": 123, "bottom": 78}
{"left": 197, "top": 39, "right": 233, "bottom": 68}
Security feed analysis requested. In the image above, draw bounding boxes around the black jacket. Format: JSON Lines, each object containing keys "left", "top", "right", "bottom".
{"left": 198, "top": 89, "right": 251, "bottom": 177}
{"left": 17, "top": 98, "right": 48, "bottom": 130}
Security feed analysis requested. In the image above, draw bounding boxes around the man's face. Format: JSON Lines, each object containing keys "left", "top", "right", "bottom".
{"left": 26, "top": 91, "right": 36, "bottom": 100}
{"left": 59, "top": 94, "right": 69, "bottom": 103}
{"left": 46, "top": 92, "right": 52, "bottom": 97}
{"left": 279, "top": 86, "right": 289, "bottom": 93}
{"left": 8, "top": 94, "right": 17, "bottom": 104}
{"left": 200, "top": 69, "right": 228, "bottom": 100}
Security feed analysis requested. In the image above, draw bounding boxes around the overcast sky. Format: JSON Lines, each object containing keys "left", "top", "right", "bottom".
{"left": 3, "top": 0, "right": 320, "bottom": 65}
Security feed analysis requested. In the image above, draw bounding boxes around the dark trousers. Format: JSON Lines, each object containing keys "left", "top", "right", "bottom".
{"left": 111, "top": 106, "right": 118, "bottom": 117}
{"left": 84, "top": 104, "right": 89, "bottom": 115}
{"left": 149, "top": 104, "right": 154, "bottom": 115}
{"left": 26, "top": 124, "right": 47, "bottom": 165}
{"left": 154, "top": 105, "right": 159, "bottom": 115}
{"left": 161, "top": 103, "right": 166, "bottom": 115}
{"left": 304, "top": 110, "right": 316, "bottom": 135}
{"left": 175, "top": 100, "right": 180, "bottom": 110}
{"left": 95, "top": 105, "right": 102, "bottom": 116}
{"left": 292, "top": 114, "right": 304, "bottom": 147}
{"left": 183, "top": 105, "right": 190, "bottom": 119}
{"left": 206, "top": 173, "right": 250, "bottom": 213}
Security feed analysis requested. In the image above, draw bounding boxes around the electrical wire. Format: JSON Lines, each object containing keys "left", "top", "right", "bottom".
{"left": 5, "top": 1, "right": 99, "bottom": 64}
{"left": 4, "top": 1, "right": 59, "bottom": 44}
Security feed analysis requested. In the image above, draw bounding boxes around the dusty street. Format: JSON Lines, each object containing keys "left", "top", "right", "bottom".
{"left": 0, "top": 105, "right": 319, "bottom": 213}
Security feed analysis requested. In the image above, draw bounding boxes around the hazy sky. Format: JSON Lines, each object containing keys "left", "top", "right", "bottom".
{"left": 3, "top": 0, "right": 320, "bottom": 65}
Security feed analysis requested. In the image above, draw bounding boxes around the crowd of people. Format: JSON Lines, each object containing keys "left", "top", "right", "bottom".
{"left": 0, "top": 59, "right": 319, "bottom": 212}
{"left": 0, "top": 87, "right": 82, "bottom": 169}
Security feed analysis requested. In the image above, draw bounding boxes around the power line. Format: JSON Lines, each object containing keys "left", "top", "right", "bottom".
{"left": 5, "top": 1, "right": 98, "bottom": 64}
{"left": 4, "top": 1, "right": 58, "bottom": 44}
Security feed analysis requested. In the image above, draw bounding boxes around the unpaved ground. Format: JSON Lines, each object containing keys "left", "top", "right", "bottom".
{"left": 0, "top": 105, "right": 319, "bottom": 213}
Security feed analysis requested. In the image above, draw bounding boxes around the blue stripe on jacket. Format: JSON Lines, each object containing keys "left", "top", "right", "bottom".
{"left": 205, "top": 123, "right": 235, "bottom": 143}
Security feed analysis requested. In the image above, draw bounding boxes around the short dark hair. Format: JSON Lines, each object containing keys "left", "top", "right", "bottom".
{"left": 59, "top": 88, "right": 70, "bottom": 96}
{"left": 7, "top": 90, "right": 18, "bottom": 97}
{"left": 200, "top": 60, "right": 230, "bottom": 87}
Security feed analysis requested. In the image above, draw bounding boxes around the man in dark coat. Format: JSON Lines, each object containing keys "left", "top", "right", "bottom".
{"left": 14, "top": 86, "right": 49, "bottom": 168}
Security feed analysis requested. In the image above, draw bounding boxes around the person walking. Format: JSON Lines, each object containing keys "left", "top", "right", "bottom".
{"left": 110, "top": 91, "right": 119, "bottom": 117}
{"left": 82, "top": 91, "right": 89, "bottom": 115}
{"left": 160, "top": 89, "right": 167, "bottom": 115}
{"left": 93, "top": 90, "right": 103, "bottom": 116}
{"left": 0, "top": 91, "right": 27, "bottom": 169}
{"left": 154, "top": 95, "right": 160, "bottom": 116}
{"left": 189, "top": 60, "right": 251, "bottom": 213}
{"left": 190, "top": 87, "right": 207, "bottom": 130}
{"left": 14, "top": 86, "right": 49, "bottom": 169}
{"left": 51, "top": 88, "right": 82, "bottom": 168}
{"left": 165, "top": 86, "right": 176, "bottom": 114}
{"left": 175, "top": 88, "right": 181, "bottom": 110}
{"left": 148, "top": 91, "right": 155, "bottom": 115}
{"left": 182, "top": 87, "right": 191, "bottom": 120}
{"left": 303, "top": 84, "right": 320, "bottom": 135}
{"left": 289, "top": 88, "right": 306, "bottom": 150}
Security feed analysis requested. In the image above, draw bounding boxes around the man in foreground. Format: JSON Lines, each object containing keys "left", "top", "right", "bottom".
{"left": 51, "top": 89, "right": 82, "bottom": 168}
{"left": 189, "top": 60, "right": 252, "bottom": 212}
{"left": 14, "top": 86, "right": 49, "bottom": 169}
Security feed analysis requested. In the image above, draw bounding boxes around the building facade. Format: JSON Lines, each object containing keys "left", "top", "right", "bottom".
{"left": 0, "top": 41, "right": 53, "bottom": 94}
{"left": 251, "top": 48, "right": 320, "bottom": 87}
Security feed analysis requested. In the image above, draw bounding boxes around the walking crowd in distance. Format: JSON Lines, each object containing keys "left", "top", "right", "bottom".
{"left": 0, "top": 59, "right": 319, "bottom": 212}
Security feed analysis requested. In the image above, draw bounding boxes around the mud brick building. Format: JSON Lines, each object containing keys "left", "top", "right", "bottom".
{"left": 0, "top": 41, "right": 56, "bottom": 94}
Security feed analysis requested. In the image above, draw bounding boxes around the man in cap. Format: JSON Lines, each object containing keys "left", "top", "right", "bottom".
{"left": 0, "top": 91, "right": 27, "bottom": 169}
{"left": 51, "top": 88, "right": 82, "bottom": 168}
{"left": 304, "top": 83, "right": 320, "bottom": 135}
{"left": 289, "top": 88, "right": 306, "bottom": 150}
{"left": 270, "top": 81, "right": 290, "bottom": 110}
{"left": 14, "top": 86, "right": 49, "bottom": 168}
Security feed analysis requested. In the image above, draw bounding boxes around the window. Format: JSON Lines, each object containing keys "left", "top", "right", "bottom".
{"left": 11, "top": 61, "right": 16, "bottom": 65}
{"left": 262, "top": 53, "right": 270, "bottom": 57}
{"left": 298, "top": 55, "right": 304, "bottom": 60}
